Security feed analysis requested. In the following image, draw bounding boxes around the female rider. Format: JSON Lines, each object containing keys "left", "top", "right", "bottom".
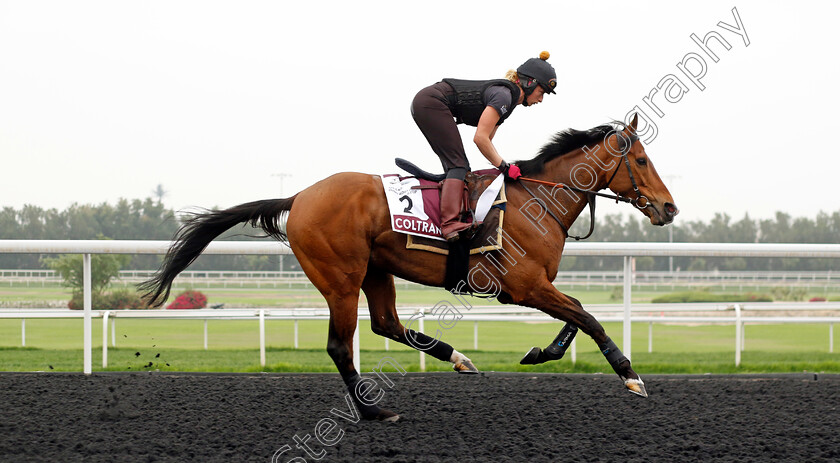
{"left": 411, "top": 51, "right": 557, "bottom": 242}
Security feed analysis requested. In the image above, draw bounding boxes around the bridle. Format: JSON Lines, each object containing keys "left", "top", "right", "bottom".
{"left": 517, "top": 130, "right": 649, "bottom": 240}
{"left": 602, "top": 131, "right": 649, "bottom": 210}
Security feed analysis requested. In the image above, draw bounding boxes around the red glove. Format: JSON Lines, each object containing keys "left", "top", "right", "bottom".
{"left": 499, "top": 161, "right": 521, "bottom": 180}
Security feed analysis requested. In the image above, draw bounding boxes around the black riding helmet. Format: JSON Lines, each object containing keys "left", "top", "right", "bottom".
{"left": 517, "top": 51, "right": 557, "bottom": 96}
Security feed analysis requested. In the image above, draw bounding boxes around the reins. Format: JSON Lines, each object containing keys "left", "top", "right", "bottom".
{"left": 516, "top": 141, "right": 650, "bottom": 241}
{"left": 518, "top": 180, "right": 597, "bottom": 241}
{"left": 517, "top": 176, "right": 633, "bottom": 204}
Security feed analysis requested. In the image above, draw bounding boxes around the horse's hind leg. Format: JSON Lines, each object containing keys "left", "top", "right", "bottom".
{"left": 320, "top": 290, "right": 400, "bottom": 421}
{"left": 361, "top": 267, "right": 478, "bottom": 374}
{"left": 291, "top": 248, "right": 399, "bottom": 421}
{"left": 324, "top": 315, "right": 397, "bottom": 422}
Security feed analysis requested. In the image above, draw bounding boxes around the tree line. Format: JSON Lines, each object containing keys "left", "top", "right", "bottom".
{"left": 1, "top": 199, "right": 838, "bottom": 272}
{"left": 0, "top": 198, "right": 276, "bottom": 271}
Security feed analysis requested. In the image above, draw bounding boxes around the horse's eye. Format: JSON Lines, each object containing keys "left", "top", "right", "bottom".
{"left": 636, "top": 158, "right": 648, "bottom": 167}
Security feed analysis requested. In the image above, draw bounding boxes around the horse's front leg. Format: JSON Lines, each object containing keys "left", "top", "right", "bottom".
{"left": 509, "top": 282, "right": 648, "bottom": 398}
{"left": 519, "top": 322, "right": 580, "bottom": 365}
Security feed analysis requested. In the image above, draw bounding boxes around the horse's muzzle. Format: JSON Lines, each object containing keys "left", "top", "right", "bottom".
{"left": 649, "top": 201, "right": 679, "bottom": 225}
{"left": 661, "top": 202, "right": 679, "bottom": 224}
{"left": 665, "top": 201, "right": 679, "bottom": 217}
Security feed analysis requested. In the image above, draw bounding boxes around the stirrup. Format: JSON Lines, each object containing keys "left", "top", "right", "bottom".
{"left": 443, "top": 222, "right": 471, "bottom": 242}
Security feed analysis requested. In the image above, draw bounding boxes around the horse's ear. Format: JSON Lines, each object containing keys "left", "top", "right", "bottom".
{"left": 628, "top": 113, "right": 639, "bottom": 133}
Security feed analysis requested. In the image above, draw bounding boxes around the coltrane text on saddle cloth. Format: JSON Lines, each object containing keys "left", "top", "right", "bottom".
{"left": 381, "top": 174, "right": 504, "bottom": 242}
{"left": 381, "top": 174, "right": 442, "bottom": 241}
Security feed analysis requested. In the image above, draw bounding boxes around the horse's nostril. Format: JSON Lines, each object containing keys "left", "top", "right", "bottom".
{"left": 664, "top": 202, "right": 679, "bottom": 217}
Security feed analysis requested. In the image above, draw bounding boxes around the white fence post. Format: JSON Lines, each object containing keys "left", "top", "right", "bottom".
{"left": 102, "top": 311, "right": 110, "bottom": 368}
{"left": 623, "top": 255, "right": 633, "bottom": 361}
{"left": 571, "top": 337, "right": 576, "bottom": 364}
{"left": 259, "top": 309, "right": 266, "bottom": 367}
{"left": 735, "top": 304, "right": 742, "bottom": 367}
{"left": 83, "top": 253, "right": 92, "bottom": 375}
{"left": 473, "top": 321, "right": 478, "bottom": 350}
{"left": 294, "top": 319, "right": 299, "bottom": 349}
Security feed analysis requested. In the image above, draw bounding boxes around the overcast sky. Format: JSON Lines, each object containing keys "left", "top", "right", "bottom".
{"left": 1, "top": 1, "right": 837, "bottom": 224}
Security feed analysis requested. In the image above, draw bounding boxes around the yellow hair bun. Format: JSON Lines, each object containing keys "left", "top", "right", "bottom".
{"left": 539, "top": 51, "right": 550, "bottom": 60}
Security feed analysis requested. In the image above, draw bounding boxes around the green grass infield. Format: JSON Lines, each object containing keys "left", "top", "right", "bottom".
{"left": 1, "top": 319, "right": 837, "bottom": 374}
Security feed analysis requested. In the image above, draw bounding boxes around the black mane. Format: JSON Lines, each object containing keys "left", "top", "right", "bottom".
{"left": 516, "top": 124, "right": 617, "bottom": 176}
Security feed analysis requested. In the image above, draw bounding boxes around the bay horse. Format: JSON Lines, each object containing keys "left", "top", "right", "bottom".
{"left": 141, "top": 115, "right": 678, "bottom": 422}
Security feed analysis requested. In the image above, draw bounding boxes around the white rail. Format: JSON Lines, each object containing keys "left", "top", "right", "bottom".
{"left": 2, "top": 240, "right": 838, "bottom": 257}
{"left": 1, "top": 240, "right": 838, "bottom": 373}
{"left": 5, "top": 269, "right": 839, "bottom": 286}
{"left": 2, "top": 304, "right": 838, "bottom": 369}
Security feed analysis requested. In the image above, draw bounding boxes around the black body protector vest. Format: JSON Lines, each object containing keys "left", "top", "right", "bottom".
{"left": 442, "top": 78, "right": 521, "bottom": 127}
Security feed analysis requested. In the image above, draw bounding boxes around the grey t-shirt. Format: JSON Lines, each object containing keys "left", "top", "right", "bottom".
{"left": 484, "top": 85, "right": 517, "bottom": 124}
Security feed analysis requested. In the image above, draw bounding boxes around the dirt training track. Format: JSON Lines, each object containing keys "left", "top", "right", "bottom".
{"left": 2, "top": 372, "right": 839, "bottom": 462}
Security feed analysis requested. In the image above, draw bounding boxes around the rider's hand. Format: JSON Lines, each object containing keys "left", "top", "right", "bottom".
{"left": 498, "top": 161, "right": 521, "bottom": 181}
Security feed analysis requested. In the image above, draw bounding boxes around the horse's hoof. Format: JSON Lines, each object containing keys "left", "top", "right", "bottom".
{"left": 624, "top": 377, "right": 648, "bottom": 398}
{"left": 376, "top": 409, "right": 400, "bottom": 422}
{"left": 519, "top": 347, "right": 543, "bottom": 365}
{"left": 453, "top": 358, "right": 480, "bottom": 374}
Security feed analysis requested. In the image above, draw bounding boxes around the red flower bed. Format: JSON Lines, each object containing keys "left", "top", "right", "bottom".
{"left": 166, "top": 290, "right": 208, "bottom": 309}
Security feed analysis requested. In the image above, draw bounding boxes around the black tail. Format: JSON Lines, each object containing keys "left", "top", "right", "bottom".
{"left": 139, "top": 196, "right": 296, "bottom": 307}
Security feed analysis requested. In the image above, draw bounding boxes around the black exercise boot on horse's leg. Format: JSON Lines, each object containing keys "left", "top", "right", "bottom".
{"left": 520, "top": 323, "right": 579, "bottom": 365}
{"left": 440, "top": 175, "right": 471, "bottom": 242}
{"left": 599, "top": 336, "right": 647, "bottom": 397}
{"left": 514, "top": 283, "right": 649, "bottom": 397}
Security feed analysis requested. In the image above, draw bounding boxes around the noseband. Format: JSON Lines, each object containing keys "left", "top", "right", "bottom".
{"left": 518, "top": 130, "right": 648, "bottom": 240}
{"left": 602, "top": 131, "right": 648, "bottom": 210}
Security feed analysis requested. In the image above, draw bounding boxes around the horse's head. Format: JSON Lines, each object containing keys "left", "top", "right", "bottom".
{"left": 604, "top": 114, "right": 679, "bottom": 225}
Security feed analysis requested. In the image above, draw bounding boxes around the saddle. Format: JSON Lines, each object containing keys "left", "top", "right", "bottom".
{"left": 395, "top": 158, "right": 502, "bottom": 224}
{"left": 394, "top": 158, "right": 507, "bottom": 295}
